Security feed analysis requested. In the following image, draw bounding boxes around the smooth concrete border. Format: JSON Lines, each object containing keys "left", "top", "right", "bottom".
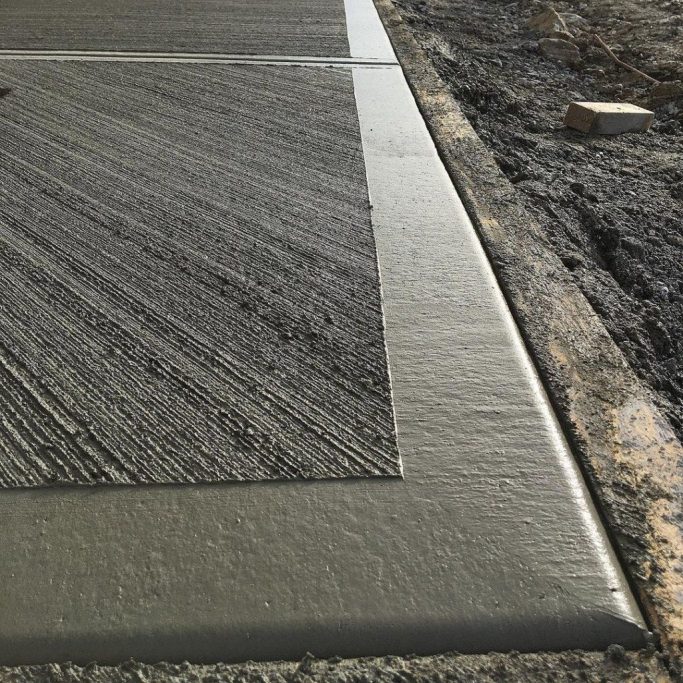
{"left": 343, "top": 0, "right": 396, "bottom": 60}
{"left": 371, "top": 0, "right": 683, "bottom": 668}
{"left": 0, "top": 62, "right": 646, "bottom": 665}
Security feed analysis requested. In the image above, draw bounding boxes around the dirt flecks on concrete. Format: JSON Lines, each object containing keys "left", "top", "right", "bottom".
{"left": 0, "top": 649, "right": 671, "bottom": 683}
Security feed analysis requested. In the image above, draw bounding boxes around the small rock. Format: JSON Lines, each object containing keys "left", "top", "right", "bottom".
{"left": 560, "top": 253, "right": 583, "bottom": 270}
{"left": 655, "top": 283, "right": 670, "bottom": 301}
{"left": 297, "top": 653, "right": 316, "bottom": 675}
{"left": 527, "top": 7, "right": 568, "bottom": 35}
{"left": 605, "top": 643, "right": 627, "bottom": 663}
{"left": 597, "top": 82, "right": 624, "bottom": 95}
{"left": 649, "top": 80, "right": 683, "bottom": 107}
{"left": 538, "top": 38, "right": 581, "bottom": 65}
{"left": 559, "top": 12, "right": 587, "bottom": 28}
{"left": 550, "top": 30, "right": 577, "bottom": 42}
{"left": 621, "top": 236, "right": 645, "bottom": 258}
{"left": 0, "top": 87, "right": 11, "bottom": 98}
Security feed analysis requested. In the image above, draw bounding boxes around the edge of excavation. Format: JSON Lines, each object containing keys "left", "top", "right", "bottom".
{"left": 372, "top": 0, "right": 683, "bottom": 677}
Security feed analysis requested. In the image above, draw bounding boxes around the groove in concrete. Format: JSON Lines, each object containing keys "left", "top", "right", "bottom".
{"left": 0, "top": 50, "right": 397, "bottom": 67}
{"left": 0, "top": 61, "right": 400, "bottom": 486}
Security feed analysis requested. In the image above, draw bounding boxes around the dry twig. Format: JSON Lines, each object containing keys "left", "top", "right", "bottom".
{"left": 593, "top": 34, "right": 660, "bottom": 85}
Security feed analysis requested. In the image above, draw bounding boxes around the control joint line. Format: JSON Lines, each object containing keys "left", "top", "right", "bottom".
{"left": 0, "top": 50, "right": 398, "bottom": 67}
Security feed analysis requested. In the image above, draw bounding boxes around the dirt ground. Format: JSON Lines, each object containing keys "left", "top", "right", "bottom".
{"left": 392, "top": 0, "right": 683, "bottom": 441}
{"left": 0, "top": 648, "right": 671, "bottom": 683}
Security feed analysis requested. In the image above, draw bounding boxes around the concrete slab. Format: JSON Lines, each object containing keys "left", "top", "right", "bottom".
{"left": 0, "top": 61, "right": 400, "bottom": 486}
{"left": 0, "top": 63, "right": 647, "bottom": 663}
{"left": 0, "top": 0, "right": 648, "bottom": 663}
{"left": 0, "top": 0, "right": 349, "bottom": 56}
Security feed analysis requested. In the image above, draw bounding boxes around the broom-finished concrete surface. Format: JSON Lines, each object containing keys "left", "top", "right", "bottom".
{"left": 0, "top": 0, "right": 350, "bottom": 56}
{"left": 0, "top": 61, "right": 402, "bottom": 486}
{"left": 0, "top": 0, "right": 647, "bottom": 666}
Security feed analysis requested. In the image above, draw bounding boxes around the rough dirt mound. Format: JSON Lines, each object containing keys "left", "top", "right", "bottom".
{"left": 395, "top": 0, "right": 683, "bottom": 441}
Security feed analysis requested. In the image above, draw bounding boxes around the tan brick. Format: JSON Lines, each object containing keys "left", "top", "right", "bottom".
{"left": 564, "top": 101, "right": 654, "bottom": 134}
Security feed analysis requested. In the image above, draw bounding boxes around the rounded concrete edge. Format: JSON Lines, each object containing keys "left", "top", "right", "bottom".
{"left": 370, "top": 0, "right": 683, "bottom": 673}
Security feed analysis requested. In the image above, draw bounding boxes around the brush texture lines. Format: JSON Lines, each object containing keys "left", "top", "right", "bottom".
{"left": 0, "top": 0, "right": 350, "bottom": 56}
{"left": 0, "top": 62, "right": 399, "bottom": 487}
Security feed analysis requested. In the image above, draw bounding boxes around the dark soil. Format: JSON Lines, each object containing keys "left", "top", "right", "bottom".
{"left": 0, "top": 648, "right": 669, "bottom": 683}
{"left": 393, "top": 0, "right": 683, "bottom": 440}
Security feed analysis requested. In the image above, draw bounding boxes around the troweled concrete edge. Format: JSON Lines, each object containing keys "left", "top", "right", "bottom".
{"left": 371, "top": 0, "right": 683, "bottom": 674}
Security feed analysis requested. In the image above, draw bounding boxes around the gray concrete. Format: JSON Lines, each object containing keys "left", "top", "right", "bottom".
{"left": 0, "top": 0, "right": 647, "bottom": 664}
{"left": 0, "top": 0, "right": 349, "bottom": 56}
{"left": 343, "top": 0, "right": 396, "bottom": 60}
{"left": 0, "top": 64, "right": 647, "bottom": 663}
{"left": 0, "top": 61, "right": 400, "bottom": 486}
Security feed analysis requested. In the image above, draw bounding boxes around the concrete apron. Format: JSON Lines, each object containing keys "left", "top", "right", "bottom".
{"left": 0, "top": 0, "right": 646, "bottom": 666}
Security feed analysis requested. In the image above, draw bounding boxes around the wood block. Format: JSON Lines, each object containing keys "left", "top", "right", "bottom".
{"left": 564, "top": 101, "right": 654, "bottom": 134}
